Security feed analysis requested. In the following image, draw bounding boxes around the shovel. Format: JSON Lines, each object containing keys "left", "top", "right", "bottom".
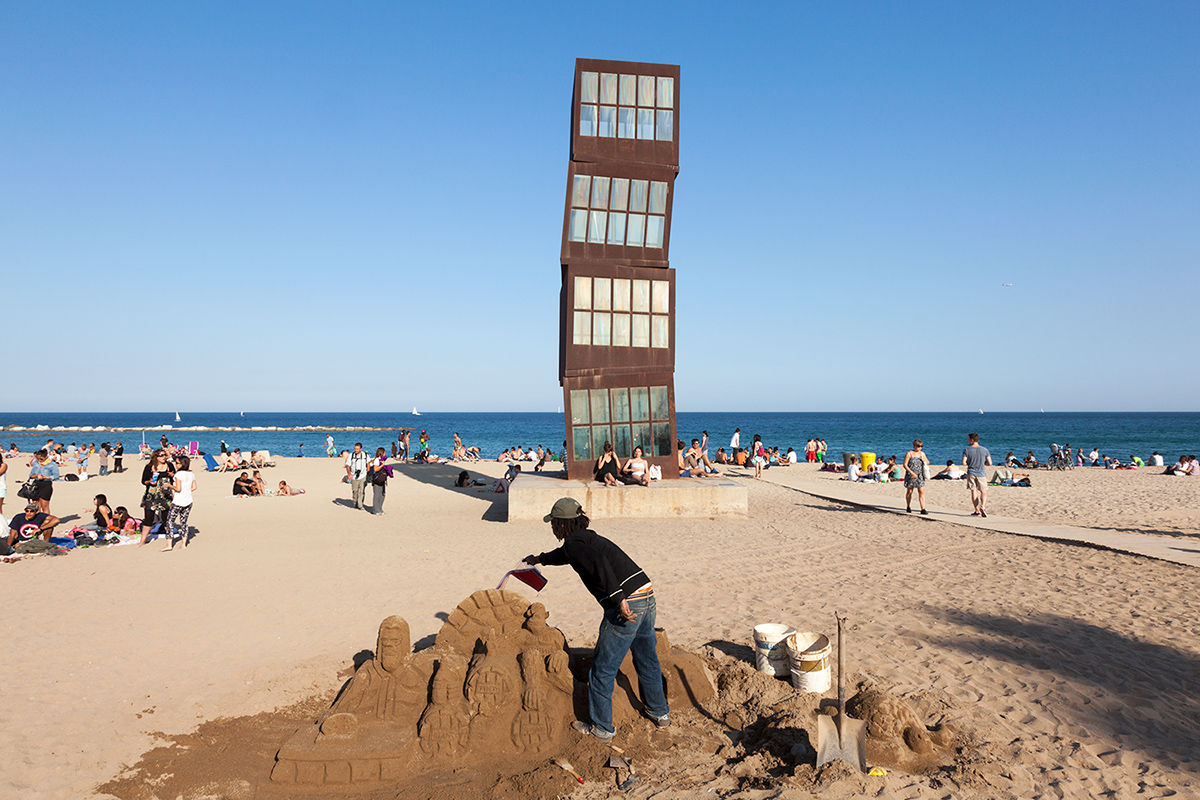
{"left": 816, "top": 613, "right": 867, "bottom": 772}
{"left": 607, "top": 754, "right": 637, "bottom": 791}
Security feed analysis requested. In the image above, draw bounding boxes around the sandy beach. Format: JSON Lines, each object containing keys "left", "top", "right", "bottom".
{"left": 1, "top": 453, "right": 1197, "bottom": 799}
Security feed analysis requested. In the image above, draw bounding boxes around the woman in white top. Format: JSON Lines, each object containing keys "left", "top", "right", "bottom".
{"left": 166, "top": 455, "right": 197, "bottom": 551}
{"left": 620, "top": 445, "right": 650, "bottom": 486}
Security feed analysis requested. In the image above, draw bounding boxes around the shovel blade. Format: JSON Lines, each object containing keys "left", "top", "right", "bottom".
{"left": 816, "top": 713, "right": 868, "bottom": 773}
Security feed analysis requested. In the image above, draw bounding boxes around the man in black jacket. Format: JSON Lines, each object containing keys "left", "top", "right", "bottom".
{"left": 523, "top": 497, "right": 669, "bottom": 741}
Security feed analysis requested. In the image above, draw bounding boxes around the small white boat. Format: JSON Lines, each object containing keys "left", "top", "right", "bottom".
{"left": 979, "top": 408, "right": 984, "bottom": 414}
{"left": 174, "top": 412, "right": 181, "bottom": 422}
{"left": 412, "top": 406, "right": 421, "bottom": 416}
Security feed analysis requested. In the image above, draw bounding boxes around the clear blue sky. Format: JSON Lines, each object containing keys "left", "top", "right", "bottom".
{"left": 3, "top": 2, "right": 1196, "bottom": 412}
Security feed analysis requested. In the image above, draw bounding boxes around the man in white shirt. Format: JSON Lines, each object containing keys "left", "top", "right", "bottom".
{"left": 786, "top": 448, "right": 798, "bottom": 464}
{"left": 345, "top": 443, "right": 370, "bottom": 510}
{"left": 730, "top": 428, "right": 740, "bottom": 451}
{"left": 1088, "top": 448, "right": 1100, "bottom": 466}
{"left": 1150, "top": 452, "right": 1164, "bottom": 467}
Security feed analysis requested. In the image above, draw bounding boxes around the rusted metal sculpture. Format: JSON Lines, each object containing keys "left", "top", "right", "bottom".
{"left": 560, "top": 59, "right": 681, "bottom": 480}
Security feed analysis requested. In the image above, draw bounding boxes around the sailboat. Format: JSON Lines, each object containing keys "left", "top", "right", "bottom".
{"left": 978, "top": 408, "right": 984, "bottom": 414}
{"left": 174, "top": 411, "right": 181, "bottom": 422}
{"left": 411, "top": 406, "right": 421, "bottom": 416}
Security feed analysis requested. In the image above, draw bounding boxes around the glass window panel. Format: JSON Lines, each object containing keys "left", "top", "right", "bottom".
{"left": 651, "top": 314, "right": 669, "bottom": 348}
{"left": 581, "top": 72, "right": 598, "bottom": 103}
{"left": 598, "top": 105, "right": 616, "bottom": 137}
{"left": 629, "top": 180, "right": 648, "bottom": 212}
{"left": 631, "top": 422, "right": 651, "bottom": 456}
{"left": 609, "top": 178, "right": 629, "bottom": 211}
{"left": 613, "top": 424, "right": 632, "bottom": 458}
{"left": 646, "top": 215, "right": 665, "bottom": 248}
{"left": 600, "top": 73, "right": 617, "bottom": 104}
{"left": 649, "top": 181, "right": 668, "bottom": 214}
{"left": 632, "top": 279, "right": 650, "bottom": 312}
{"left": 611, "top": 388, "right": 630, "bottom": 422}
{"left": 592, "top": 425, "right": 612, "bottom": 455}
{"left": 650, "top": 386, "right": 669, "bottom": 420}
{"left": 638, "top": 75, "right": 655, "bottom": 106}
{"left": 655, "top": 109, "right": 673, "bottom": 141}
{"left": 590, "top": 176, "right": 610, "bottom": 209}
{"left": 568, "top": 209, "right": 588, "bottom": 242}
{"left": 630, "top": 387, "right": 649, "bottom": 421}
{"left": 625, "top": 214, "right": 645, "bottom": 247}
{"left": 612, "top": 278, "right": 631, "bottom": 311}
{"left": 590, "top": 389, "right": 610, "bottom": 424}
{"left": 619, "top": 74, "right": 636, "bottom": 104}
{"left": 653, "top": 422, "right": 671, "bottom": 458}
{"left": 580, "top": 105, "right": 597, "bottom": 137}
{"left": 632, "top": 314, "right": 650, "bottom": 347}
{"left": 572, "top": 311, "right": 591, "bottom": 345}
{"left": 588, "top": 210, "right": 607, "bottom": 243}
{"left": 592, "top": 312, "right": 611, "bottom": 346}
{"left": 606, "top": 212, "right": 626, "bottom": 245}
{"left": 570, "top": 390, "right": 590, "bottom": 424}
{"left": 637, "top": 108, "right": 654, "bottom": 140}
{"left": 612, "top": 313, "right": 631, "bottom": 346}
{"left": 657, "top": 76, "right": 674, "bottom": 108}
{"left": 572, "top": 425, "right": 592, "bottom": 462}
{"left": 617, "top": 107, "right": 635, "bottom": 138}
{"left": 571, "top": 175, "right": 591, "bottom": 208}
{"left": 593, "top": 277, "right": 611, "bottom": 310}
{"left": 574, "top": 276, "right": 592, "bottom": 309}
{"left": 652, "top": 279, "right": 669, "bottom": 313}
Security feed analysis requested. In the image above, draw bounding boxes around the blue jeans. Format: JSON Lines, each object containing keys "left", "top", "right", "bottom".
{"left": 588, "top": 594, "right": 669, "bottom": 735}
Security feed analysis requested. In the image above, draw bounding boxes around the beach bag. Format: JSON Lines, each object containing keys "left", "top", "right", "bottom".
{"left": 921, "top": 459, "right": 931, "bottom": 482}
{"left": 647, "top": 465, "right": 662, "bottom": 481}
{"left": 17, "top": 480, "right": 39, "bottom": 500}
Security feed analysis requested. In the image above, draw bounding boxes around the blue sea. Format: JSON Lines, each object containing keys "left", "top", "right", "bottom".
{"left": 1, "top": 412, "right": 1196, "bottom": 465}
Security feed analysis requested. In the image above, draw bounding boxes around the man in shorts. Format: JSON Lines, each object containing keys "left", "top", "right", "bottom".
{"left": 961, "top": 433, "right": 993, "bottom": 517}
{"left": 7, "top": 502, "right": 60, "bottom": 551}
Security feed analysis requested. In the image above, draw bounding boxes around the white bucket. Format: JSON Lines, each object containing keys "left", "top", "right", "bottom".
{"left": 785, "top": 631, "right": 832, "bottom": 693}
{"left": 753, "top": 623, "right": 795, "bottom": 677}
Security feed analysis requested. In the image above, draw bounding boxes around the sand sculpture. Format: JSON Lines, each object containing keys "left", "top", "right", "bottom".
{"left": 270, "top": 589, "right": 715, "bottom": 788}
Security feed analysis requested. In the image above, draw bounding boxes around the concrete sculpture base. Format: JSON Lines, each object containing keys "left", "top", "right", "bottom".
{"left": 508, "top": 475, "right": 748, "bottom": 521}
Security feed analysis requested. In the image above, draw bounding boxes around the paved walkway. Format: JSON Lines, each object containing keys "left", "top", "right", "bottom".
{"left": 753, "top": 469, "right": 1200, "bottom": 569}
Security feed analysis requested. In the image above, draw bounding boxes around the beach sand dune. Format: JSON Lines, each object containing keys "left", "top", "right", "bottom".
{"left": 0, "top": 456, "right": 1196, "bottom": 798}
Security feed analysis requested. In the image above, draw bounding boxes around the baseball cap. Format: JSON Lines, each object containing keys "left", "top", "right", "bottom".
{"left": 25, "top": 502, "right": 39, "bottom": 511}
{"left": 543, "top": 497, "right": 583, "bottom": 523}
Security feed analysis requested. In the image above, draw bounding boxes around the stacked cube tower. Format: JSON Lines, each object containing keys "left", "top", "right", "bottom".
{"left": 559, "top": 59, "right": 681, "bottom": 481}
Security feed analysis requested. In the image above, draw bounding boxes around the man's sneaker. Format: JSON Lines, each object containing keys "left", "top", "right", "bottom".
{"left": 572, "top": 720, "right": 614, "bottom": 740}
{"left": 650, "top": 714, "right": 670, "bottom": 729}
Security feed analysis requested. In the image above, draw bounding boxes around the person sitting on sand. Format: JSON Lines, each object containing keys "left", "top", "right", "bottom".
{"left": 620, "top": 445, "right": 649, "bottom": 486}
{"left": 109, "top": 506, "right": 139, "bottom": 533}
{"left": 1129, "top": 454, "right": 1145, "bottom": 468}
{"left": 887, "top": 456, "right": 905, "bottom": 481}
{"left": 714, "top": 447, "right": 729, "bottom": 464}
{"left": 455, "top": 470, "right": 472, "bottom": 488}
{"left": 7, "top": 502, "right": 60, "bottom": 550}
{"left": 252, "top": 470, "right": 268, "bottom": 495}
{"left": 1005, "top": 451, "right": 1019, "bottom": 468}
{"left": 1088, "top": 448, "right": 1100, "bottom": 466}
{"left": 498, "top": 449, "right": 512, "bottom": 462}
{"left": 594, "top": 441, "right": 621, "bottom": 486}
{"left": 1022, "top": 451, "right": 1039, "bottom": 468}
{"left": 277, "top": 480, "right": 304, "bottom": 496}
{"left": 232, "top": 472, "right": 257, "bottom": 496}
{"left": 932, "top": 460, "right": 964, "bottom": 480}
{"left": 786, "top": 447, "right": 798, "bottom": 464}
{"left": 842, "top": 454, "right": 863, "bottom": 482}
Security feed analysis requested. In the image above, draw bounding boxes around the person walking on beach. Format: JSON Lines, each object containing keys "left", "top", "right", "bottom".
{"left": 961, "top": 433, "right": 992, "bottom": 517}
{"left": 903, "top": 439, "right": 930, "bottom": 514}
{"left": 522, "top": 498, "right": 669, "bottom": 741}
{"left": 325, "top": 433, "right": 335, "bottom": 458}
{"left": 113, "top": 441, "right": 125, "bottom": 473}
{"left": 730, "top": 427, "right": 740, "bottom": 452}
{"left": 368, "top": 447, "right": 389, "bottom": 515}
{"left": 346, "top": 442, "right": 369, "bottom": 510}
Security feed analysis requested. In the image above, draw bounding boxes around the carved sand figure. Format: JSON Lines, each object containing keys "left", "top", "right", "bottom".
{"left": 270, "top": 588, "right": 717, "bottom": 788}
